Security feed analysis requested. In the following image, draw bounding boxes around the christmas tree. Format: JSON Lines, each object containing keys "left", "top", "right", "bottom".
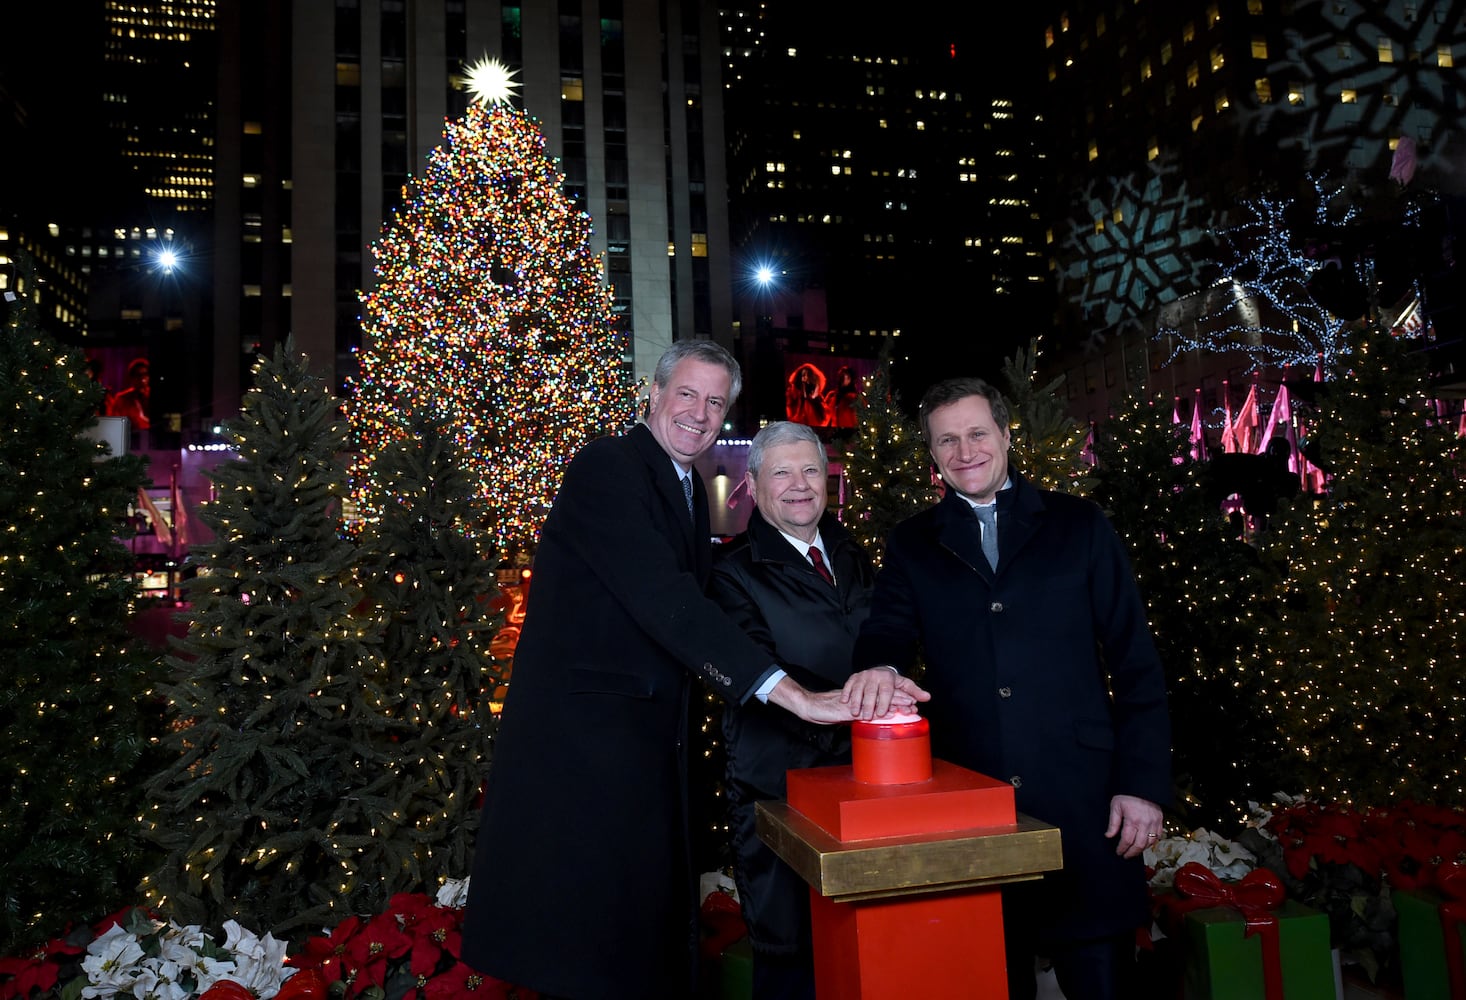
{"left": 351, "top": 418, "right": 508, "bottom": 892}
{"left": 0, "top": 252, "right": 159, "bottom": 950}
{"left": 1000, "top": 337, "right": 1091, "bottom": 495}
{"left": 141, "top": 340, "right": 391, "bottom": 935}
{"left": 1259, "top": 323, "right": 1466, "bottom": 805}
{"left": 840, "top": 352, "right": 932, "bottom": 566}
{"left": 1088, "top": 393, "right": 1280, "bottom": 828}
{"left": 347, "top": 71, "right": 638, "bottom": 554}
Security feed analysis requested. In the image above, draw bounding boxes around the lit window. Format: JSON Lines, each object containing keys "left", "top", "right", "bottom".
{"left": 1379, "top": 38, "right": 1394, "bottom": 63}
{"left": 831, "top": 165, "right": 842, "bottom": 176}
{"left": 1341, "top": 88, "right": 1357, "bottom": 103}
{"left": 787, "top": 47, "right": 797, "bottom": 56}
{"left": 1247, "top": 0, "right": 1263, "bottom": 12}
{"left": 691, "top": 233, "right": 708, "bottom": 258}
{"left": 1288, "top": 85, "right": 1305, "bottom": 105}
{"left": 1094, "top": 217, "right": 1105, "bottom": 234}
{"left": 1187, "top": 62, "right": 1200, "bottom": 87}
{"left": 562, "top": 77, "right": 584, "bottom": 101}
{"left": 842, "top": 149, "right": 852, "bottom": 158}
{"left": 1252, "top": 37, "right": 1268, "bottom": 59}
{"left": 1440, "top": 45, "right": 1454, "bottom": 67}
{"left": 1045, "top": 26, "right": 1054, "bottom": 47}
{"left": 1207, "top": 3, "right": 1221, "bottom": 27}
{"left": 1161, "top": 41, "right": 1174, "bottom": 65}
{"left": 1141, "top": 58, "right": 1153, "bottom": 79}
{"left": 1183, "top": 22, "right": 1196, "bottom": 43}
{"left": 1061, "top": 14, "right": 1070, "bottom": 31}
{"left": 1338, "top": 39, "right": 1352, "bottom": 59}
{"left": 915, "top": 121, "right": 926, "bottom": 130}
{"left": 1147, "top": 138, "right": 1160, "bottom": 160}
{"left": 1112, "top": 208, "right": 1124, "bottom": 224}
{"left": 1096, "top": 13, "right": 1106, "bottom": 35}
{"left": 1191, "top": 111, "right": 1205, "bottom": 131}
{"left": 667, "top": 242, "right": 676, "bottom": 257}
{"left": 1256, "top": 78, "right": 1273, "bottom": 103}
{"left": 792, "top": 129, "right": 801, "bottom": 139}
{"left": 336, "top": 62, "right": 361, "bottom": 86}
{"left": 1210, "top": 47, "right": 1225, "bottom": 70}
{"left": 1088, "top": 140, "right": 1099, "bottom": 161}
{"left": 1215, "top": 89, "right": 1230, "bottom": 111}
{"left": 1048, "top": 64, "right": 1058, "bottom": 81}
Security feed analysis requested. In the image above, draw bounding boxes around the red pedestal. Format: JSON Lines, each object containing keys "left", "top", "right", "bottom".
{"left": 759, "top": 715, "right": 1061, "bottom": 999}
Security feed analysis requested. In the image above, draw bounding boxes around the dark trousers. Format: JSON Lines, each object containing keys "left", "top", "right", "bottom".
{"left": 1005, "top": 930, "right": 1138, "bottom": 1000}
{"left": 751, "top": 950, "right": 816, "bottom": 1000}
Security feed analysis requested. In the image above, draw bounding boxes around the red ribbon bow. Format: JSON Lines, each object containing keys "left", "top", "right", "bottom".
{"left": 1436, "top": 861, "right": 1466, "bottom": 1000}
{"left": 1172, "top": 862, "right": 1288, "bottom": 1000}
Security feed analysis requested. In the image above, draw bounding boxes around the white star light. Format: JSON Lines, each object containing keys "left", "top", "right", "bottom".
{"left": 465, "top": 57, "right": 521, "bottom": 105}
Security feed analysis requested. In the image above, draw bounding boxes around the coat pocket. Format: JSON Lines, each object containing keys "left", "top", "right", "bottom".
{"left": 1073, "top": 718, "right": 1115, "bottom": 751}
{"left": 568, "top": 666, "right": 655, "bottom": 699}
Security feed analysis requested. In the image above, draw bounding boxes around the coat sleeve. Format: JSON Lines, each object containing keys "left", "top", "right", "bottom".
{"left": 708, "top": 555, "right": 836, "bottom": 693}
{"left": 543, "top": 437, "right": 777, "bottom": 703}
{"left": 1086, "top": 507, "right": 1173, "bottom": 808}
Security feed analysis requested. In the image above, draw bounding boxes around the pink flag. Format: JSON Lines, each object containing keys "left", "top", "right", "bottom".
{"left": 1233, "top": 382, "right": 1260, "bottom": 454}
{"left": 1190, "top": 388, "right": 1208, "bottom": 461}
{"left": 170, "top": 466, "right": 189, "bottom": 551}
{"left": 1220, "top": 380, "right": 1237, "bottom": 453}
{"left": 1390, "top": 136, "right": 1418, "bottom": 187}
{"left": 137, "top": 487, "right": 173, "bottom": 547}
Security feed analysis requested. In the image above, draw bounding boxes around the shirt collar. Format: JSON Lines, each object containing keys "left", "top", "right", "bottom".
{"left": 962, "top": 477, "right": 1012, "bottom": 510}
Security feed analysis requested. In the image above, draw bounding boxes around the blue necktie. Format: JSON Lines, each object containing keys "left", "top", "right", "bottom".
{"left": 681, "top": 474, "right": 694, "bottom": 521}
{"left": 974, "top": 505, "right": 998, "bottom": 570}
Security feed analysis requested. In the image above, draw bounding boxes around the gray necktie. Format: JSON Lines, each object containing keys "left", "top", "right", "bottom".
{"left": 681, "top": 474, "right": 694, "bottom": 521}
{"left": 974, "top": 504, "right": 998, "bottom": 570}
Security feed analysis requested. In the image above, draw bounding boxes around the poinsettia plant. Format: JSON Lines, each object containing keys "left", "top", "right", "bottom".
{"left": 0, "top": 882, "right": 537, "bottom": 1000}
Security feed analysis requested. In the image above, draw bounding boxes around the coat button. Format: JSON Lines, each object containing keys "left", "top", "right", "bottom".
{"left": 989, "top": 601, "right": 1004, "bottom": 613}
{"left": 1010, "top": 775, "right": 1023, "bottom": 788}
{"left": 998, "top": 686, "right": 1012, "bottom": 698}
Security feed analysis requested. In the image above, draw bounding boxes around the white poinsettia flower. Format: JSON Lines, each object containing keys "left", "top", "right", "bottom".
{"left": 436, "top": 877, "right": 470, "bottom": 908}
{"left": 192, "top": 959, "right": 244, "bottom": 995}
{"left": 81, "top": 925, "right": 148, "bottom": 998}
{"left": 160, "top": 921, "right": 212, "bottom": 952}
{"left": 126, "top": 965, "right": 161, "bottom": 1000}
{"left": 222, "top": 921, "right": 293, "bottom": 995}
{"left": 1145, "top": 826, "right": 1258, "bottom": 886}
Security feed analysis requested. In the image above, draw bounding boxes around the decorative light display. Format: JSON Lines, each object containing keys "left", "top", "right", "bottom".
{"left": 347, "top": 82, "right": 637, "bottom": 552}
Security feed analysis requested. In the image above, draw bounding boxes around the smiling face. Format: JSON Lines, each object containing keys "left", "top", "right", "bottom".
{"left": 927, "top": 394, "right": 1011, "bottom": 504}
{"left": 646, "top": 357, "right": 731, "bottom": 466}
{"left": 750, "top": 439, "right": 827, "bottom": 543}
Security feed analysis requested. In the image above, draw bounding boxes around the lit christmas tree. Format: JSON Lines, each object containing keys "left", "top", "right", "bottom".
{"left": 351, "top": 418, "right": 509, "bottom": 890}
{"left": 1258, "top": 323, "right": 1466, "bottom": 806}
{"left": 1088, "top": 393, "right": 1280, "bottom": 828}
{"left": 347, "top": 61, "right": 638, "bottom": 553}
{"left": 1000, "top": 337, "right": 1091, "bottom": 495}
{"left": 840, "top": 352, "right": 932, "bottom": 566}
{"left": 0, "top": 251, "right": 159, "bottom": 950}
{"left": 141, "top": 340, "right": 391, "bottom": 935}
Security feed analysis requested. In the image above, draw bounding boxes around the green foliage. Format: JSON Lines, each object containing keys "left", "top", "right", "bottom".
{"left": 141, "top": 339, "right": 392, "bottom": 936}
{"left": 1257, "top": 324, "right": 1466, "bottom": 806}
{"left": 1089, "top": 393, "right": 1281, "bottom": 829}
{"left": 0, "top": 252, "right": 159, "bottom": 951}
{"left": 1000, "top": 338, "right": 1091, "bottom": 495}
{"left": 840, "top": 352, "right": 933, "bottom": 566}
{"left": 351, "top": 418, "right": 508, "bottom": 895}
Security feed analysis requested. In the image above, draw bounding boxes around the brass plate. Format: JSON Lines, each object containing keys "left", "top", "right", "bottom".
{"left": 755, "top": 801, "right": 1064, "bottom": 902}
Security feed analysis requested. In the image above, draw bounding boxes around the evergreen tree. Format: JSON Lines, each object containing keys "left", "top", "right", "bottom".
{"left": 141, "top": 340, "right": 391, "bottom": 935}
{"left": 1260, "top": 324, "right": 1466, "bottom": 805}
{"left": 0, "top": 253, "right": 158, "bottom": 950}
{"left": 347, "top": 86, "right": 637, "bottom": 553}
{"left": 1089, "top": 393, "right": 1280, "bottom": 828}
{"left": 840, "top": 353, "right": 932, "bottom": 566}
{"left": 351, "top": 419, "right": 508, "bottom": 892}
{"left": 1000, "top": 337, "right": 1091, "bottom": 495}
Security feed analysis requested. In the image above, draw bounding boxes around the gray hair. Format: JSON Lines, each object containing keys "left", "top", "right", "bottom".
{"left": 747, "top": 420, "right": 827, "bottom": 478}
{"left": 918, "top": 377, "right": 1011, "bottom": 444}
{"left": 652, "top": 340, "right": 742, "bottom": 407}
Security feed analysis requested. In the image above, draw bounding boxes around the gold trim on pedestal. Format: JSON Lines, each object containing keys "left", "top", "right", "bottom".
{"left": 755, "top": 801, "right": 1064, "bottom": 903}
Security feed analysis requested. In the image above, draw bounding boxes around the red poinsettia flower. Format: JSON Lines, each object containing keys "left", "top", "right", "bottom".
{"left": 342, "top": 912, "right": 413, "bottom": 995}
{"left": 390, "top": 899, "right": 462, "bottom": 978}
{"left": 287, "top": 915, "right": 364, "bottom": 984}
{"left": 422, "top": 961, "right": 535, "bottom": 1000}
{"left": 0, "top": 934, "right": 84, "bottom": 1000}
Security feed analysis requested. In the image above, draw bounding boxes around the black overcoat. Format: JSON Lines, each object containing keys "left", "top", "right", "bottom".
{"left": 707, "top": 508, "right": 875, "bottom": 955}
{"left": 461, "top": 423, "right": 776, "bottom": 1000}
{"left": 852, "top": 471, "right": 1171, "bottom": 943}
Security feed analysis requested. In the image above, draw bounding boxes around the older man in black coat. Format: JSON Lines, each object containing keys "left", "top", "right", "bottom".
{"left": 461, "top": 344, "right": 922, "bottom": 1000}
{"left": 851, "top": 377, "right": 1171, "bottom": 1000}
{"left": 709, "top": 421, "right": 918, "bottom": 1000}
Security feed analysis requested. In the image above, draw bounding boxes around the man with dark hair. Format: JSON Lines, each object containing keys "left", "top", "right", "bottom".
{"left": 851, "top": 376, "right": 1171, "bottom": 1000}
{"left": 710, "top": 421, "right": 924, "bottom": 1000}
{"left": 462, "top": 343, "right": 921, "bottom": 1000}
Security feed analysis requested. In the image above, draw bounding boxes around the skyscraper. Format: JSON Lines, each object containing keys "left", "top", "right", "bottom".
{"left": 212, "top": 0, "right": 733, "bottom": 419}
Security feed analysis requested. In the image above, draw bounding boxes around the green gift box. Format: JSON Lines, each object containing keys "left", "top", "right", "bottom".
{"left": 718, "top": 935, "right": 753, "bottom": 1000}
{"left": 1182, "top": 900, "right": 1335, "bottom": 1000}
{"left": 1395, "top": 888, "right": 1466, "bottom": 1000}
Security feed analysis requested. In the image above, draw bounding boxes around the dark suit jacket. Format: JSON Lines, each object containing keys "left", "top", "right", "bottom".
{"left": 853, "top": 470, "right": 1171, "bottom": 943}
{"left": 462, "top": 423, "right": 777, "bottom": 1000}
{"left": 708, "top": 508, "right": 875, "bottom": 954}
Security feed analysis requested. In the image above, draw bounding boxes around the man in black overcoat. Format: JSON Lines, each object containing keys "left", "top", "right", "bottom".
{"left": 461, "top": 343, "right": 922, "bottom": 1000}
{"left": 850, "top": 377, "right": 1171, "bottom": 1000}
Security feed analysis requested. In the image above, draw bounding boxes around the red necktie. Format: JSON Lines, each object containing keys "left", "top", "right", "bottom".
{"left": 808, "top": 546, "right": 835, "bottom": 586}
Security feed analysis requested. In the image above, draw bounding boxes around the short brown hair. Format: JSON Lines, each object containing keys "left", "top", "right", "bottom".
{"left": 918, "top": 377, "right": 1010, "bottom": 444}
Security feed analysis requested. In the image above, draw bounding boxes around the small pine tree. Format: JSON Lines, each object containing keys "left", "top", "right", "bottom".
{"left": 351, "top": 419, "right": 508, "bottom": 890}
{"left": 141, "top": 340, "right": 390, "bottom": 935}
{"left": 1260, "top": 324, "right": 1466, "bottom": 805}
{"left": 0, "top": 254, "right": 158, "bottom": 950}
{"left": 1089, "top": 393, "right": 1280, "bottom": 828}
{"left": 840, "top": 353, "right": 932, "bottom": 565}
{"left": 1000, "top": 338, "right": 1091, "bottom": 495}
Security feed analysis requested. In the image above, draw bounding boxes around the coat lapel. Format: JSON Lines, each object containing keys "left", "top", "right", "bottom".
{"left": 934, "top": 490, "right": 993, "bottom": 581}
{"left": 628, "top": 423, "right": 707, "bottom": 578}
